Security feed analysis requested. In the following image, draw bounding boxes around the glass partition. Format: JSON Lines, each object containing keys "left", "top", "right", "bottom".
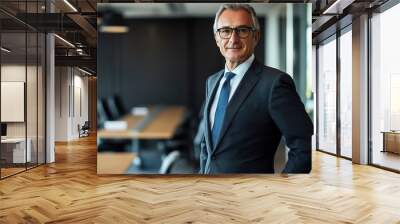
{"left": 317, "top": 35, "right": 337, "bottom": 155}
{"left": 0, "top": 1, "right": 46, "bottom": 179}
{"left": 27, "top": 30, "right": 38, "bottom": 169}
{"left": 1, "top": 31, "right": 28, "bottom": 177}
{"left": 38, "top": 32, "right": 45, "bottom": 165}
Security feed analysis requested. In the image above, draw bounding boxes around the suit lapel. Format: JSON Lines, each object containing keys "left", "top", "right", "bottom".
{"left": 204, "top": 70, "right": 224, "bottom": 154}
{"left": 212, "top": 60, "right": 262, "bottom": 152}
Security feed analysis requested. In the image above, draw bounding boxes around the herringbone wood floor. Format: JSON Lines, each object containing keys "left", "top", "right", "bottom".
{"left": 1, "top": 135, "right": 400, "bottom": 223}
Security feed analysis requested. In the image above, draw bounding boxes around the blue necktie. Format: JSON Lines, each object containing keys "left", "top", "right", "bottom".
{"left": 211, "top": 72, "right": 236, "bottom": 148}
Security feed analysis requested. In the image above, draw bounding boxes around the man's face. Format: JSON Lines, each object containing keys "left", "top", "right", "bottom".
{"left": 215, "top": 9, "right": 260, "bottom": 67}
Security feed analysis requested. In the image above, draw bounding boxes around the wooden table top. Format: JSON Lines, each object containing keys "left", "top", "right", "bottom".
{"left": 97, "top": 152, "right": 135, "bottom": 174}
{"left": 97, "top": 106, "right": 185, "bottom": 140}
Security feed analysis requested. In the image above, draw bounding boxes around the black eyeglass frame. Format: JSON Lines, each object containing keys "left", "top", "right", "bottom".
{"left": 216, "top": 26, "right": 257, "bottom": 39}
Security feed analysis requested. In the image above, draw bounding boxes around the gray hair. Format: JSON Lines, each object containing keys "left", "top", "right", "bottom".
{"left": 213, "top": 4, "right": 260, "bottom": 33}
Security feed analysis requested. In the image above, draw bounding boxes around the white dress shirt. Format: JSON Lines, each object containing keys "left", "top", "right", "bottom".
{"left": 209, "top": 54, "right": 255, "bottom": 129}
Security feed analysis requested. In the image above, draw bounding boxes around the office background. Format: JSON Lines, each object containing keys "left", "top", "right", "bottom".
{"left": 97, "top": 3, "right": 312, "bottom": 174}
{"left": 98, "top": 18, "right": 265, "bottom": 115}
{"left": 98, "top": 3, "right": 311, "bottom": 116}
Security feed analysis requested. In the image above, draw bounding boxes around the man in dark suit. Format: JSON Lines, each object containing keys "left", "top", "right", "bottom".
{"left": 199, "top": 4, "right": 313, "bottom": 174}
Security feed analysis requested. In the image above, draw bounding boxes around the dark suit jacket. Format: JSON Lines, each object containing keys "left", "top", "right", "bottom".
{"left": 199, "top": 60, "right": 313, "bottom": 174}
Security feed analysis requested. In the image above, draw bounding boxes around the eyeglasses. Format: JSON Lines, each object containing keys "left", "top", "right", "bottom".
{"left": 216, "top": 26, "right": 256, "bottom": 39}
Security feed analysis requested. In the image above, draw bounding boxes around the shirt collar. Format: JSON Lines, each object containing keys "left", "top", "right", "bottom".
{"left": 224, "top": 54, "right": 255, "bottom": 78}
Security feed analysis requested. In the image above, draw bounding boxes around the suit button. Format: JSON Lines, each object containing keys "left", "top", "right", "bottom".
{"left": 211, "top": 155, "right": 216, "bottom": 160}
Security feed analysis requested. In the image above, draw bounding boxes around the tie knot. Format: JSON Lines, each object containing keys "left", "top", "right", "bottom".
{"left": 224, "top": 72, "right": 236, "bottom": 81}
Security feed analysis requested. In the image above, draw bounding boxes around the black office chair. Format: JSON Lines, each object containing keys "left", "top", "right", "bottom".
{"left": 106, "top": 97, "right": 121, "bottom": 120}
{"left": 100, "top": 98, "right": 117, "bottom": 121}
{"left": 159, "top": 111, "right": 201, "bottom": 173}
{"left": 102, "top": 94, "right": 127, "bottom": 121}
{"left": 169, "top": 106, "right": 205, "bottom": 172}
{"left": 97, "top": 97, "right": 131, "bottom": 153}
{"left": 113, "top": 94, "right": 127, "bottom": 115}
{"left": 78, "top": 121, "right": 90, "bottom": 138}
{"left": 97, "top": 100, "right": 109, "bottom": 129}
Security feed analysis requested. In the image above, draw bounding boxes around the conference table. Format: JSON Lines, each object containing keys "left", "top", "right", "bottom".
{"left": 97, "top": 106, "right": 186, "bottom": 174}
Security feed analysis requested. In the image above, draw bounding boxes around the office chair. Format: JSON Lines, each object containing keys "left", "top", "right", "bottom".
{"left": 162, "top": 112, "right": 193, "bottom": 153}
{"left": 159, "top": 150, "right": 180, "bottom": 174}
{"left": 106, "top": 94, "right": 128, "bottom": 120}
{"left": 78, "top": 121, "right": 90, "bottom": 138}
{"left": 97, "top": 98, "right": 131, "bottom": 153}
{"left": 97, "top": 100, "right": 109, "bottom": 129}
{"left": 100, "top": 98, "right": 116, "bottom": 121}
{"left": 159, "top": 111, "right": 201, "bottom": 173}
{"left": 113, "top": 94, "right": 127, "bottom": 115}
{"left": 106, "top": 97, "right": 121, "bottom": 120}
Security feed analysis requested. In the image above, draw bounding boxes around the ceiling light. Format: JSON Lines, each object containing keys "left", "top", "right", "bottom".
{"left": 63, "top": 0, "right": 78, "bottom": 12}
{"left": 54, "top": 34, "right": 75, "bottom": 48}
{"left": 100, "top": 11, "right": 129, "bottom": 33}
{"left": 1, "top": 47, "right": 11, "bottom": 53}
{"left": 100, "top": 25, "right": 129, "bottom": 33}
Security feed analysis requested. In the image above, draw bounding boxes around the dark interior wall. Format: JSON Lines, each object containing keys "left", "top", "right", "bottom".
{"left": 98, "top": 17, "right": 265, "bottom": 116}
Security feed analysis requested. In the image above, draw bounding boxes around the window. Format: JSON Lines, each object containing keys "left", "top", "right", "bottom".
{"left": 370, "top": 3, "right": 400, "bottom": 171}
{"left": 317, "top": 36, "right": 337, "bottom": 154}
{"left": 339, "top": 28, "right": 352, "bottom": 158}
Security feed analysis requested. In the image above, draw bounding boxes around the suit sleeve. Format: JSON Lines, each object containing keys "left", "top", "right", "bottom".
{"left": 197, "top": 103, "right": 206, "bottom": 174}
{"left": 268, "top": 73, "right": 314, "bottom": 173}
{"left": 198, "top": 78, "right": 210, "bottom": 174}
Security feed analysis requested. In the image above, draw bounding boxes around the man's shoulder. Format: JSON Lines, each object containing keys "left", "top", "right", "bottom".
{"left": 206, "top": 69, "right": 224, "bottom": 82}
{"left": 258, "top": 64, "right": 289, "bottom": 79}
{"left": 247, "top": 62, "right": 292, "bottom": 87}
{"left": 258, "top": 64, "right": 297, "bottom": 91}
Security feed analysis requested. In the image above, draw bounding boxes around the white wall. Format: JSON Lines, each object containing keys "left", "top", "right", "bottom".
{"left": 55, "top": 67, "right": 89, "bottom": 141}
{"left": 55, "top": 67, "right": 69, "bottom": 141}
